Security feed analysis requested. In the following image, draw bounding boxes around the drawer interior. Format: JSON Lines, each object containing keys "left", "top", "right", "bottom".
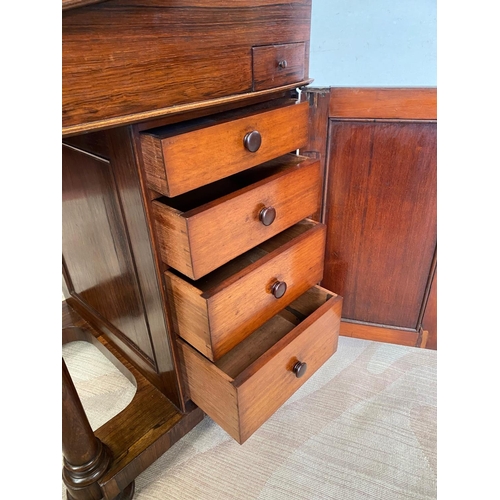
{"left": 167, "top": 219, "right": 319, "bottom": 294}
{"left": 215, "top": 286, "right": 335, "bottom": 380}
{"left": 141, "top": 97, "right": 296, "bottom": 141}
{"left": 154, "top": 153, "right": 306, "bottom": 211}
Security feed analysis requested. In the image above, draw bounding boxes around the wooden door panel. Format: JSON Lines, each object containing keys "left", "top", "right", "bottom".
{"left": 62, "top": 144, "right": 155, "bottom": 362}
{"left": 322, "top": 121, "right": 437, "bottom": 329}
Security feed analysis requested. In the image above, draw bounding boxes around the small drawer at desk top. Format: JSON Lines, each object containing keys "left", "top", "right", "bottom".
{"left": 152, "top": 154, "right": 321, "bottom": 280}
{"left": 165, "top": 220, "right": 326, "bottom": 361}
{"left": 178, "top": 285, "right": 343, "bottom": 444}
{"left": 252, "top": 43, "right": 306, "bottom": 92}
{"left": 140, "top": 100, "right": 309, "bottom": 197}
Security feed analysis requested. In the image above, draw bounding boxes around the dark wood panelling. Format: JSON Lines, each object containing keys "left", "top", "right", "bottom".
{"left": 62, "top": 144, "right": 155, "bottom": 362}
{"left": 63, "top": 130, "right": 110, "bottom": 158}
{"left": 329, "top": 88, "right": 437, "bottom": 120}
{"left": 107, "top": 127, "right": 184, "bottom": 408}
{"left": 63, "top": 129, "right": 187, "bottom": 408}
{"left": 322, "top": 121, "right": 437, "bottom": 329}
{"left": 63, "top": 0, "right": 311, "bottom": 133}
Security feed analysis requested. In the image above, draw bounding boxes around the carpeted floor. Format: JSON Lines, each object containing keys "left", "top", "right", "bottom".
{"left": 62, "top": 336, "right": 436, "bottom": 499}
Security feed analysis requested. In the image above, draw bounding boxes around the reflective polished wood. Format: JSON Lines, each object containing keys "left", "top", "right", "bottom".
{"left": 62, "top": 1, "right": 321, "bottom": 497}
{"left": 63, "top": 0, "right": 312, "bottom": 133}
{"left": 305, "top": 87, "right": 437, "bottom": 347}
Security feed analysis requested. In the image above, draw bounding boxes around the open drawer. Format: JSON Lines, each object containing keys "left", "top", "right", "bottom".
{"left": 165, "top": 220, "right": 326, "bottom": 361}
{"left": 140, "top": 100, "right": 309, "bottom": 197}
{"left": 152, "top": 154, "right": 321, "bottom": 280}
{"left": 177, "top": 286, "right": 343, "bottom": 444}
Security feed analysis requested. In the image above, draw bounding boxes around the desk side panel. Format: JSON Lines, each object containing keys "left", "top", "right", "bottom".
{"left": 62, "top": 137, "right": 184, "bottom": 408}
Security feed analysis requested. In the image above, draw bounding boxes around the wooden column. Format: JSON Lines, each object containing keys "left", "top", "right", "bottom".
{"left": 62, "top": 359, "right": 135, "bottom": 500}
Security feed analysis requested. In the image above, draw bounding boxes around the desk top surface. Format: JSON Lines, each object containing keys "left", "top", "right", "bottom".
{"left": 62, "top": 0, "right": 312, "bottom": 136}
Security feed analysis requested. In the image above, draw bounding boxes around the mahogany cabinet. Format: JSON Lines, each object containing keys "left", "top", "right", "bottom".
{"left": 62, "top": 1, "right": 344, "bottom": 498}
{"left": 304, "top": 87, "right": 437, "bottom": 349}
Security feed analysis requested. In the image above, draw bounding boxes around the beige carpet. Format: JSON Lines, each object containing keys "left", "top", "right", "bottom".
{"left": 62, "top": 336, "right": 436, "bottom": 499}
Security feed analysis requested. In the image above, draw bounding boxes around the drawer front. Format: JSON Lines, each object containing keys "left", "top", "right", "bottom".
{"left": 165, "top": 221, "right": 326, "bottom": 361}
{"left": 252, "top": 43, "right": 306, "bottom": 92}
{"left": 140, "top": 101, "right": 309, "bottom": 197}
{"left": 236, "top": 292, "right": 341, "bottom": 443}
{"left": 153, "top": 156, "right": 321, "bottom": 280}
{"left": 178, "top": 286, "right": 343, "bottom": 444}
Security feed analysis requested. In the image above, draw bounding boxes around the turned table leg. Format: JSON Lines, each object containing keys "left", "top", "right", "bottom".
{"left": 62, "top": 358, "right": 135, "bottom": 500}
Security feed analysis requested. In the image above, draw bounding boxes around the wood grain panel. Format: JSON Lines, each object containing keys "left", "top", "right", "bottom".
{"left": 252, "top": 43, "right": 306, "bottom": 91}
{"left": 63, "top": 80, "right": 312, "bottom": 137}
{"left": 62, "top": 144, "right": 155, "bottom": 361}
{"left": 63, "top": 0, "right": 311, "bottom": 130}
{"left": 323, "top": 121, "right": 437, "bottom": 329}
{"left": 328, "top": 88, "right": 437, "bottom": 120}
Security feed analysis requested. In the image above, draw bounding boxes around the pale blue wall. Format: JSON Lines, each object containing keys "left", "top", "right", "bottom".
{"left": 309, "top": 0, "right": 437, "bottom": 87}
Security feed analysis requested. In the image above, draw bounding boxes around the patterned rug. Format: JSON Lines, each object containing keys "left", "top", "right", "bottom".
{"left": 62, "top": 336, "right": 436, "bottom": 499}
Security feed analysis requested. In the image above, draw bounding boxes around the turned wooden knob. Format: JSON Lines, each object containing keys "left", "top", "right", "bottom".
{"left": 293, "top": 361, "right": 307, "bottom": 378}
{"left": 243, "top": 130, "right": 262, "bottom": 152}
{"left": 259, "top": 206, "right": 276, "bottom": 226}
{"left": 278, "top": 60, "right": 288, "bottom": 68}
{"left": 271, "top": 280, "right": 287, "bottom": 299}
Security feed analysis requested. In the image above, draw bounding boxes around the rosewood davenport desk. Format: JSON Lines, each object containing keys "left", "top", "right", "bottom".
{"left": 62, "top": 1, "right": 343, "bottom": 498}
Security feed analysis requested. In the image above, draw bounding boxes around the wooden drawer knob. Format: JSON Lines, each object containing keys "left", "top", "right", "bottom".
{"left": 293, "top": 361, "right": 307, "bottom": 378}
{"left": 271, "top": 280, "right": 287, "bottom": 299}
{"left": 278, "top": 60, "right": 288, "bottom": 69}
{"left": 243, "top": 131, "right": 262, "bottom": 152}
{"left": 259, "top": 206, "right": 276, "bottom": 226}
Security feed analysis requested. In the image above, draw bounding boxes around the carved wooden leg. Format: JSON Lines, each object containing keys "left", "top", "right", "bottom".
{"left": 62, "top": 358, "right": 135, "bottom": 500}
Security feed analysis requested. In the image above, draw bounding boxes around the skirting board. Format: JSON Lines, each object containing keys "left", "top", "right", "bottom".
{"left": 340, "top": 319, "right": 428, "bottom": 348}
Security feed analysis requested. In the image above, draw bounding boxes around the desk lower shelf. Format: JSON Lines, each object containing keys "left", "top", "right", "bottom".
{"left": 62, "top": 301, "right": 204, "bottom": 500}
